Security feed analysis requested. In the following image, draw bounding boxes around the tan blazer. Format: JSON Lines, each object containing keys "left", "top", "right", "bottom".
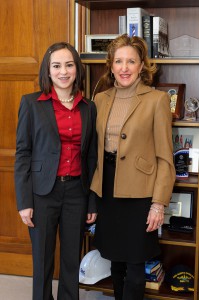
{"left": 91, "top": 82, "right": 176, "bottom": 206}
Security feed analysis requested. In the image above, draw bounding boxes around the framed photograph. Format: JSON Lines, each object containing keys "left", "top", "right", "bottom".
{"left": 164, "top": 192, "right": 193, "bottom": 224}
{"left": 85, "top": 34, "right": 119, "bottom": 53}
{"left": 189, "top": 148, "right": 199, "bottom": 173}
{"left": 155, "top": 83, "right": 186, "bottom": 120}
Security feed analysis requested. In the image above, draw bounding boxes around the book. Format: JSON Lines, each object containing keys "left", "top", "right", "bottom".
{"left": 145, "top": 265, "right": 163, "bottom": 282}
{"left": 145, "top": 260, "right": 161, "bottom": 274}
{"left": 142, "top": 15, "right": 153, "bottom": 58}
{"left": 153, "top": 16, "right": 169, "bottom": 58}
{"left": 145, "top": 271, "right": 165, "bottom": 290}
{"left": 127, "top": 7, "right": 149, "bottom": 37}
{"left": 119, "top": 16, "right": 127, "bottom": 34}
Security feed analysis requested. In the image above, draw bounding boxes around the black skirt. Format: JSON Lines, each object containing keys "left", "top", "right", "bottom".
{"left": 94, "top": 157, "right": 161, "bottom": 263}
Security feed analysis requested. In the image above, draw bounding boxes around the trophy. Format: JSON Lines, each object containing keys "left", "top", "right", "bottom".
{"left": 184, "top": 97, "right": 199, "bottom": 121}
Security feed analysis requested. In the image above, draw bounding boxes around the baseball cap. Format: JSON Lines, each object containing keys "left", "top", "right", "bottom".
{"left": 165, "top": 264, "right": 194, "bottom": 292}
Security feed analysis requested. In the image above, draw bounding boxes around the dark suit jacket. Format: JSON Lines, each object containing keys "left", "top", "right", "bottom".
{"left": 14, "top": 91, "right": 97, "bottom": 213}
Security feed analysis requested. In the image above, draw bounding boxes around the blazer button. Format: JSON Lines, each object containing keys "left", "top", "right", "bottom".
{"left": 120, "top": 156, "right": 126, "bottom": 160}
{"left": 121, "top": 133, "right": 127, "bottom": 139}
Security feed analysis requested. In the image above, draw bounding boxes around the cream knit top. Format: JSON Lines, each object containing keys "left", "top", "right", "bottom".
{"left": 105, "top": 78, "right": 141, "bottom": 153}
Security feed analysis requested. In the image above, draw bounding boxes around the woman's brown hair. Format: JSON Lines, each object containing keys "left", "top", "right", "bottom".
{"left": 93, "top": 34, "right": 157, "bottom": 97}
{"left": 39, "top": 42, "right": 85, "bottom": 95}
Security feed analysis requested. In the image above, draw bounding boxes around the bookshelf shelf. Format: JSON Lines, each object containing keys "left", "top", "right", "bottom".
{"left": 159, "top": 227, "right": 196, "bottom": 247}
{"left": 172, "top": 121, "right": 199, "bottom": 128}
{"left": 153, "top": 58, "right": 199, "bottom": 64}
{"left": 174, "top": 175, "right": 198, "bottom": 188}
{"left": 80, "top": 279, "right": 194, "bottom": 300}
{"left": 145, "top": 282, "right": 194, "bottom": 300}
{"left": 81, "top": 56, "right": 199, "bottom": 65}
{"left": 81, "top": 58, "right": 106, "bottom": 64}
{"left": 159, "top": 240, "right": 196, "bottom": 247}
{"left": 175, "top": 182, "right": 198, "bottom": 188}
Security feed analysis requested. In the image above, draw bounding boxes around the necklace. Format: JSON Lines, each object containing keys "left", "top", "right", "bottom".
{"left": 58, "top": 95, "right": 74, "bottom": 103}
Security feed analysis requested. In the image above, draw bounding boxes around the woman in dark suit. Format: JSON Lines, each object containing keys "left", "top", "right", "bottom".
{"left": 14, "top": 42, "right": 97, "bottom": 300}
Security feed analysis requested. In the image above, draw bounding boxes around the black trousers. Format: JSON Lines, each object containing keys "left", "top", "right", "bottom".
{"left": 111, "top": 261, "right": 145, "bottom": 300}
{"left": 29, "top": 178, "right": 88, "bottom": 300}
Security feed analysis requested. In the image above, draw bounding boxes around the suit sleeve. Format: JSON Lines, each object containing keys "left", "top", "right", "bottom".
{"left": 87, "top": 101, "right": 98, "bottom": 213}
{"left": 152, "top": 92, "right": 176, "bottom": 206}
{"left": 14, "top": 96, "right": 34, "bottom": 211}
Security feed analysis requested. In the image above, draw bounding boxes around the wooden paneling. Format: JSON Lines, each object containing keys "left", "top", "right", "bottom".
{"left": 0, "top": 0, "right": 75, "bottom": 278}
{"left": 0, "top": 252, "right": 32, "bottom": 276}
{"left": 0, "top": 81, "right": 34, "bottom": 149}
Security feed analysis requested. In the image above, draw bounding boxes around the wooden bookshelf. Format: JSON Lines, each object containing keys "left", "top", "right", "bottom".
{"left": 76, "top": 1, "right": 199, "bottom": 299}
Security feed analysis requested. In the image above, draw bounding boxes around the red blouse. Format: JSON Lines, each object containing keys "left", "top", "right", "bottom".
{"left": 38, "top": 87, "right": 87, "bottom": 176}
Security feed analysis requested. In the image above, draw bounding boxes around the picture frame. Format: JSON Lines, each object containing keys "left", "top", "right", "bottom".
{"left": 155, "top": 83, "right": 186, "bottom": 120}
{"left": 189, "top": 148, "right": 199, "bottom": 174}
{"left": 85, "top": 34, "right": 119, "bottom": 53}
{"left": 164, "top": 192, "right": 193, "bottom": 224}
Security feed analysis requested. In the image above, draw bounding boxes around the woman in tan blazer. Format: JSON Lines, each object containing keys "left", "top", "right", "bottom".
{"left": 91, "top": 34, "right": 176, "bottom": 300}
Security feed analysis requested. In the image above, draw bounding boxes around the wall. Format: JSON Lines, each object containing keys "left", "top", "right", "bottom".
{"left": 0, "top": 0, "right": 75, "bottom": 277}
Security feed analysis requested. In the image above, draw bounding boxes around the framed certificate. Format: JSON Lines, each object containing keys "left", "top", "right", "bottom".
{"left": 164, "top": 192, "right": 193, "bottom": 224}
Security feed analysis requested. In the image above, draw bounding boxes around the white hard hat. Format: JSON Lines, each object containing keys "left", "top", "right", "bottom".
{"left": 79, "top": 249, "right": 111, "bottom": 284}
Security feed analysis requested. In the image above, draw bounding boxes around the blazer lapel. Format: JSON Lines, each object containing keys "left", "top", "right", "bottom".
{"left": 39, "top": 100, "right": 59, "bottom": 137}
{"left": 122, "top": 83, "right": 152, "bottom": 127}
{"left": 122, "top": 95, "right": 141, "bottom": 126}
{"left": 101, "top": 88, "right": 116, "bottom": 136}
{"left": 79, "top": 101, "right": 88, "bottom": 151}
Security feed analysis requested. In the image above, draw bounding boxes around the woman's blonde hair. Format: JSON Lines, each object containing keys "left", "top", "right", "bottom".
{"left": 94, "top": 34, "right": 157, "bottom": 96}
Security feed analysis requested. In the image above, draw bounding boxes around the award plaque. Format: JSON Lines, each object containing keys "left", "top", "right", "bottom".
{"left": 85, "top": 34, "right": 119, "bottom": 52}
{"left": 155, "top": 83, "right": 186, "bottom": 120}
{"left": 174, "top": 148, "right": 189, "bottom": 179}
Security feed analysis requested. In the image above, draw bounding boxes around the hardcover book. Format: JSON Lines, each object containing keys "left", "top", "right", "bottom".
{"left": 145, "top": 271, "right": 165, "bottom": 290}
{"left": 142, "top": 15, "right": 153, "bottom": 58}
{"left": 119, "top": 15, "right": 127, "bottom": 34}
{"left": 145, "top": 264, "right": 163, "bottom": 282}
{"left": 127, "top": 7, "right": 149, "bottom": 37}
{"left": 153, "top": 16, "right": 169, "bottom": 58}
{"left": 145, "top": 260, "right": 161, "bottom": 274}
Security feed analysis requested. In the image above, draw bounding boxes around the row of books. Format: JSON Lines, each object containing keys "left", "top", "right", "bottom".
{"left": 80, "top": 7, "right": 169, "bottom": 60}
{"left": 121, "top": 7, "right": 170, "bottom": 58}
{"left": 145, "top": 260, "right": 165, "bottom": 290}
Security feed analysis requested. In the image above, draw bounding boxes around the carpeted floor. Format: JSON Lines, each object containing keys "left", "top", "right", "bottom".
{"left": 0, "top": 274, "right": 113, "bottom": 300}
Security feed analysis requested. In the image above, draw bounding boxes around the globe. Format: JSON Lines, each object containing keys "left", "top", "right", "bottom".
{"left": 184, "top": 97, "right": 199, "bottom": 121}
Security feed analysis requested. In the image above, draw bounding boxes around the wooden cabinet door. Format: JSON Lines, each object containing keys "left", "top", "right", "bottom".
{"left": 0, "top": 0, "right": 75, "bottom": 278}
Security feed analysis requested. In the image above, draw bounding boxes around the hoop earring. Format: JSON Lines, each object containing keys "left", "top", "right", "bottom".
{"left": 111, "top": 72, "right": 115, "bottom": 78}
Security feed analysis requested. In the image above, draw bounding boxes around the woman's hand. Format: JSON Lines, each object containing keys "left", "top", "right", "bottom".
{"left": 146, "top": 203, "right": 164, "bottom": 232}
{"left": 86, "top": 213, "right": 97, "bottom": 224}
{"left": 19, "top": 208, "right": 34, "bottom": 227}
